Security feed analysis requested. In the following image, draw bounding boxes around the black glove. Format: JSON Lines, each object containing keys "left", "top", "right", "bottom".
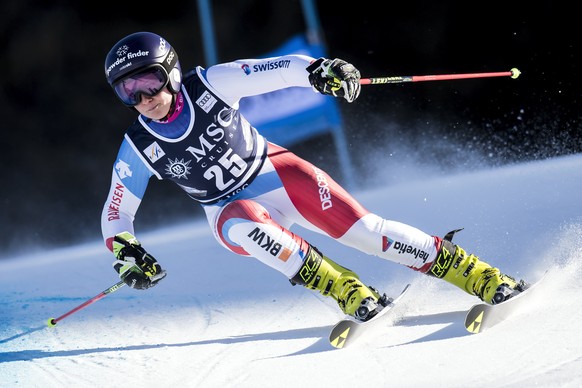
{"left": 306, "top": 57, "right": 361, "bottom": 103}
{"left": 112, "top": 232, "right": 166, "bottom": 290}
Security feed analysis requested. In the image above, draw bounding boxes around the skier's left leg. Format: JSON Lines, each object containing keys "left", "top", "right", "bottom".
{"left": 265, "top": 143, "right": 527, "bottom": 305}
{"left": 426, "top": 230, "right": 530, "bottom": 304}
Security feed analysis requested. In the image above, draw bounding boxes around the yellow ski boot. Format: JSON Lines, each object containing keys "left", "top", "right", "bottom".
{"left": 291, "top": 245, "right": 383, "bottom": 320}
{"left": 428, "top": 230, "right": 529, "bottom": 304}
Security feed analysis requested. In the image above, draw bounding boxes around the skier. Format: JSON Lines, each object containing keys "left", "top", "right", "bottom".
{"left": 102, "top": 31, "right": 528, "bottom": 321}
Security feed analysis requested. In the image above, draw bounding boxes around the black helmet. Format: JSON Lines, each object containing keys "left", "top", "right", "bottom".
{"left": 104, "top": 32, "right": 182, "bottom": 103}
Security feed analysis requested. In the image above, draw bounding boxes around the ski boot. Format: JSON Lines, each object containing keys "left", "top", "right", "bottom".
{"left": 291, "top": 245, "right": 385, "bottom": 321}
{"left": 427, "top": 229, "right": 530, "bottom": 304}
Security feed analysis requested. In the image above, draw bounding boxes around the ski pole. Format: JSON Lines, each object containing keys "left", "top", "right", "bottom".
{"left": 360, "top": 68, "right": 521, "bottom": 85}
{"left": 47, "top": 280, "right": 126, "bottom": 327}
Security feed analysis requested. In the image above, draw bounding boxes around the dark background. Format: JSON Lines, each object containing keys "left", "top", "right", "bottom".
{"left": 1, "top": 1, "right": 580, "bottom": 256}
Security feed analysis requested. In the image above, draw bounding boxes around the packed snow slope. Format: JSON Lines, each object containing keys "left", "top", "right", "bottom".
{"left": 2, "top": 153, "right": 582, "bottom": 388}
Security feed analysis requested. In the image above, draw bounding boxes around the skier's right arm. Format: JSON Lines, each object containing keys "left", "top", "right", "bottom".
{"left": 101, "top": 138, "right": 166, "bottom": 289}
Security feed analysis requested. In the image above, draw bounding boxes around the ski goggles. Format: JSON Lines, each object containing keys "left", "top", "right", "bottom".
{"left": 113, "top": 66, "right": 169, "bottom": 106}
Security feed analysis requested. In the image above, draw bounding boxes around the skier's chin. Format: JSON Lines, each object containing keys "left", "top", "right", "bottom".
{"left": 140, "top": 103, "right": 168, "bottom": 120}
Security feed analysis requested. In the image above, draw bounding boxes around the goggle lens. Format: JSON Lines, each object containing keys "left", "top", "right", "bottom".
{"left": 114, "top": 67, "right": 168, "bottom": 106}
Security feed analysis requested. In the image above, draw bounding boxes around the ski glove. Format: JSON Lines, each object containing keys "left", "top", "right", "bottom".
{"left": 112, "top": 231, "right": 167, "bottom": 290}
{"left": 306, "top": 57, "right": 361, "bottom": 103}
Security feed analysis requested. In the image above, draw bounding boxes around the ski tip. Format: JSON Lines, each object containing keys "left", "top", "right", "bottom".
{"left": 465, "top": 310, "right": 484, "bottom": 334}
{"left": 330, "top": 326, "right": 351, "bottom": 349}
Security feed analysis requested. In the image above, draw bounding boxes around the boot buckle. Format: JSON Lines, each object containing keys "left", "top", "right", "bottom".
{"left": 355, "top": 297, "right": 379, "bottom": 321}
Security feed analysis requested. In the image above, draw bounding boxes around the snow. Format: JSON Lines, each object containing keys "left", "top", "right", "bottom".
{"left": 2, "top": 153, "right": 582, "bottom": 388}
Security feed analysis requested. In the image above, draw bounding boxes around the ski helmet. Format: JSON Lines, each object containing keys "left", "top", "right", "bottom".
{"left": 104, "top": 32, "right": 182, "bottom": 105}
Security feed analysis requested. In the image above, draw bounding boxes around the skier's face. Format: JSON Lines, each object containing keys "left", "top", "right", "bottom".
{"left": 134, "top": 87, "right": 173, "bottom": 120}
